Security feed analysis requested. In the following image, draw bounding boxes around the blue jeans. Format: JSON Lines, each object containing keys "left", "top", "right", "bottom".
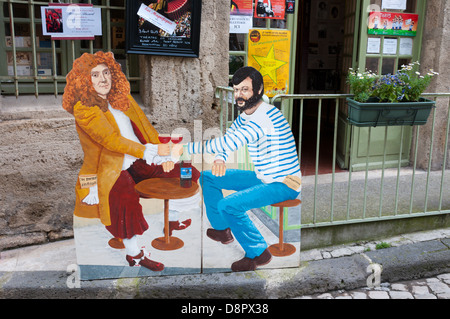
{"left": 201, "top": 169, "right": 300, "bottom": 259}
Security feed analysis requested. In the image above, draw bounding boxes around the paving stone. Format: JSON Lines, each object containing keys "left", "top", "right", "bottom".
{"left": 302, "top": 249, "right": 323, "bottom": 261}
{"left": 348, "top": 246, "right": 366, "bottom": 254}
{"left": 412, "top": 285, "right": 430, "bottom": 295}
{"left": 437, "top": 273, "right": 450, "bottom": 281}
{"left": 317, "top": 293, "right": 333, "bottom": 299}
{"left": 335, "top": 296, "right": 352, "bottom": 299}
{"left": 391, "top": 283, "right": 408, "bottom": 291}
{"left": 414, "top": 294, "right": 438, "bottom": 299}
{"left": 368, "top": 291, "right": 390, "bottom": 299}
{"left": 389, "top": 291, "right": 414, "bottom": 299}
{"left": 428, "top": 282, "right": 450, "bottom": 295}
{"left": 321, "top": 251, "right": 332, "bottom": 259}
{"left": 413, "top": 280, "right": 428, "bottom": 286}
{"left": 330, "top": 248, "right": 354, "bottom": 258}
{"left": 351, "top": 292, "right": 367, "bottom": 299}
{"left": 436, "top": 292, "right": 450, "bottom": 299}
{"left": 426, "top": 278, "right": 440, "bottom": 283}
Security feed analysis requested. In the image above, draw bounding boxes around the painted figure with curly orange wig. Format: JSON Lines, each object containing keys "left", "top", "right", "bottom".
{"left": 63, "top": 51, "right": 200, "bottom": 271}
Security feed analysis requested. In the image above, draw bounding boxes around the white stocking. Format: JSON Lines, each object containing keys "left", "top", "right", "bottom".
{"left": 169, "top": 209, "right": 179, "bottom": 222}
{"left": 122, "top": 236, "right": 140, "bottom": 257}
{"left": 168, "top": 192, "right": 201, "bottom": 221}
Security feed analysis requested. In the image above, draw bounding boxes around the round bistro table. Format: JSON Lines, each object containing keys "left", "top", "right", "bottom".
{"left": 135, "top": 178, "right": 199, "bottom": 251}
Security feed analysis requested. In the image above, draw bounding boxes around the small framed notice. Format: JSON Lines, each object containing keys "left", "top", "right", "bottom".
{"left": 367, "top": 37, "right": 381, "bottom": 54}
{"left": 382, "top": 0, "right": 407, "bottom": 10}
{"left": 383, "top": 38, "right": 398, "bottom": 55}
{"left": 399, "top": 37, "right": 413, "bottom": 56}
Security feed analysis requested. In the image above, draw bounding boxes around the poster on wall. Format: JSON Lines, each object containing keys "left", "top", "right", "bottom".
{"left": 247, "top": 29, "right": 291, "bottom": 97}
{"left": 368, "top": 12, "right": 419, "bottom": 37}
{"left": 40, "top": 3, "right": 102, "bottom": 40}
{"left": 230, "top": 0, "right": 253, "bottom": 34}
{"left": 286, "top": 0, "right": 296, "bottom": 14}
{"left": 254, "top": 0, "right": 286, "bottom": 20}
{"left": 125, "top": 0, "right": 202, "bottom": 58}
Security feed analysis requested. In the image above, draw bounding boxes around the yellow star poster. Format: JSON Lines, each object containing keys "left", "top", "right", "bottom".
{"left": 247, "top": 29, "right": 291, "bottom": 97}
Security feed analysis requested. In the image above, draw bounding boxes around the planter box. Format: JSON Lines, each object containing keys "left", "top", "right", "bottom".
{"left": 347, "top": 97, "right": 436, "bottom": 127}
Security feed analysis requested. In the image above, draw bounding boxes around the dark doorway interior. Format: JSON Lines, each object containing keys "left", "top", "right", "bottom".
{"left": 292, "top": 0, "right": 347, "bottom": 176}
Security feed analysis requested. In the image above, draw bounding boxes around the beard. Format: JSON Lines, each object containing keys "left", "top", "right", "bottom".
{"left": 235, "top": 94, "right": 262, "bottom": 112}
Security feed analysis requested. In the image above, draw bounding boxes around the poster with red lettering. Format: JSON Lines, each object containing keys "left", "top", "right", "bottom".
{"left": 231, "top": 0, "right": 253, "bottom": 15}
{"left": 230, "top": 0, "right": 253, "bottom": 33}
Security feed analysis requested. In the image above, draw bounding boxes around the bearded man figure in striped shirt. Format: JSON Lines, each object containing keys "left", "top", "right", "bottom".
{"left": 179, "top": 66, "right": 302, "bottom": 272}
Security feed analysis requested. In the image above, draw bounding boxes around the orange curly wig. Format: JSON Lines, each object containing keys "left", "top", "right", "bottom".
{"left": 62, "top": 51, "right": 130, "bottom": 114}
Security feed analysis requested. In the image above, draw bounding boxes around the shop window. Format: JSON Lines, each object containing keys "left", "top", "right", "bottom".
{"left": 0, "top": 0, "right": 138, "bottom": 95}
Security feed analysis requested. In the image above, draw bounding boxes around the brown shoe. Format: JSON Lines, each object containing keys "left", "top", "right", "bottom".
{"left": 164, "top": 219, "right": 192, "bottom": 236}
{"left": 206, "top": 228, "right": 234, "bottom": 244}
{"left": 231, "top": 249, "right": 272, "bottom": 272}
{"left": 126, "top": 249, "right": 164, "bottom": 272}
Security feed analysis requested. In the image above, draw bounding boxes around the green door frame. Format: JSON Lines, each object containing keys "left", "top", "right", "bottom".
{"left": 341, "top": 0, "right": 427, "bottom": 171}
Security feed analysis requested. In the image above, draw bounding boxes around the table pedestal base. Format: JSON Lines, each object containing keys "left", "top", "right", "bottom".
{"left": 152, "top": 236, "right": 184, "bottom": 251}
{"left": 268, "top": 243, "right": 296, "bottom": 257}
{"left": 108, "top": 238, "right": 125, "bottom": 249}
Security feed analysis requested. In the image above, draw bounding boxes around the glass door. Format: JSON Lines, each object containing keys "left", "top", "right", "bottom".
{"left": 340, "top": 0, "right": 426, "bottom": 170}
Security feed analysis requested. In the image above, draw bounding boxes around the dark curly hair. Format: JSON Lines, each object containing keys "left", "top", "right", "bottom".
{"left": 231, "top": 66, "right": 264, "bottom": 101}
{"left": 62, "top": 51, "right": 130, "bottom": 114}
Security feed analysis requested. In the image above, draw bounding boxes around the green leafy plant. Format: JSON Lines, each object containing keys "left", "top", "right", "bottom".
{"left": 347, "top": 68, "right": 378, "bottom": 102}
{"left": 375, "top": 242, "right": 391, "bottom": 250}
{"left": 347, "top": 62, "right": 439, "bottom": 103}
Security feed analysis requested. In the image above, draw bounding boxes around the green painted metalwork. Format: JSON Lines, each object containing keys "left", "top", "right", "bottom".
{"left": 0, "top": 0, "right": 140, "bottom": 96}
{"left": 215, "top": 87, "right": 450, "bottom": 231}
{"left": 343, "top": 0, "right": 428, "bottom": 171}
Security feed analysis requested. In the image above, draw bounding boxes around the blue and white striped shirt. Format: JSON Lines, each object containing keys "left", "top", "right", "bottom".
{"left": 187, "top": 102, "right": 301, "bottom": 184}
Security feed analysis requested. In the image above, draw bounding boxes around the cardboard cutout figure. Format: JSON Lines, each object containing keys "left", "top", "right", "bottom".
{"left": 183, "top": 66, "right": 302, "bottom": 272}
{"left": 65, "top": 54, "right": 300, "bottom": 279}
{"left": 63, "top": 51, "right": 201, "bottom": 279}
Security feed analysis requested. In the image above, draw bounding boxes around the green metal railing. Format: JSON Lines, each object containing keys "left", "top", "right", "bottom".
{"left": 216, "top": 86, "right": 450, "bottom": 229}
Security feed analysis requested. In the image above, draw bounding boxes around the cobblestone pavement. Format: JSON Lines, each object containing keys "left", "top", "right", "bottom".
{"left": 294, "top": 228, "right": 450, "bottom": 299}
{"left": 1, "top": 228, "right": 448, "bottom": 299}
{"left": 296, "top": 273, "right": 450, "bottom": 299}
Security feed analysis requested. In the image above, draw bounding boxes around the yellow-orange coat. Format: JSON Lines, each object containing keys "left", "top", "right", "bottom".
{"left": 73, "top": 95, "right": 160, "bottom": 226}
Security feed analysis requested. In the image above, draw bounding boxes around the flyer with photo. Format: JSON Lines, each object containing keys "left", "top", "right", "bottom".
{"left": 41, "top": 4, "right": 102, "bottom": 39}
{"left": 254, "top": 0, "right": 286, "bottom": 20}
{"left": 230, "top": 0, "right": 253, "bottom": 33}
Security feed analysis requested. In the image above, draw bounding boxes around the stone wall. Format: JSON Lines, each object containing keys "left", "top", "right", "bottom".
{"left": 139, "top": 0, "right": 229, "bottom": 135}
{"left": 0, "top": 0, "right": 229, "bottom": 251}
{"left": 413, "top": 0, "right": 450, "bottom": 170}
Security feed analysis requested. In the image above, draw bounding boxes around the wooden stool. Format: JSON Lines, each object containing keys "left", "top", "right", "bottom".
{"left": 268, "top": 199, "right": 301, "bottom": 257}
